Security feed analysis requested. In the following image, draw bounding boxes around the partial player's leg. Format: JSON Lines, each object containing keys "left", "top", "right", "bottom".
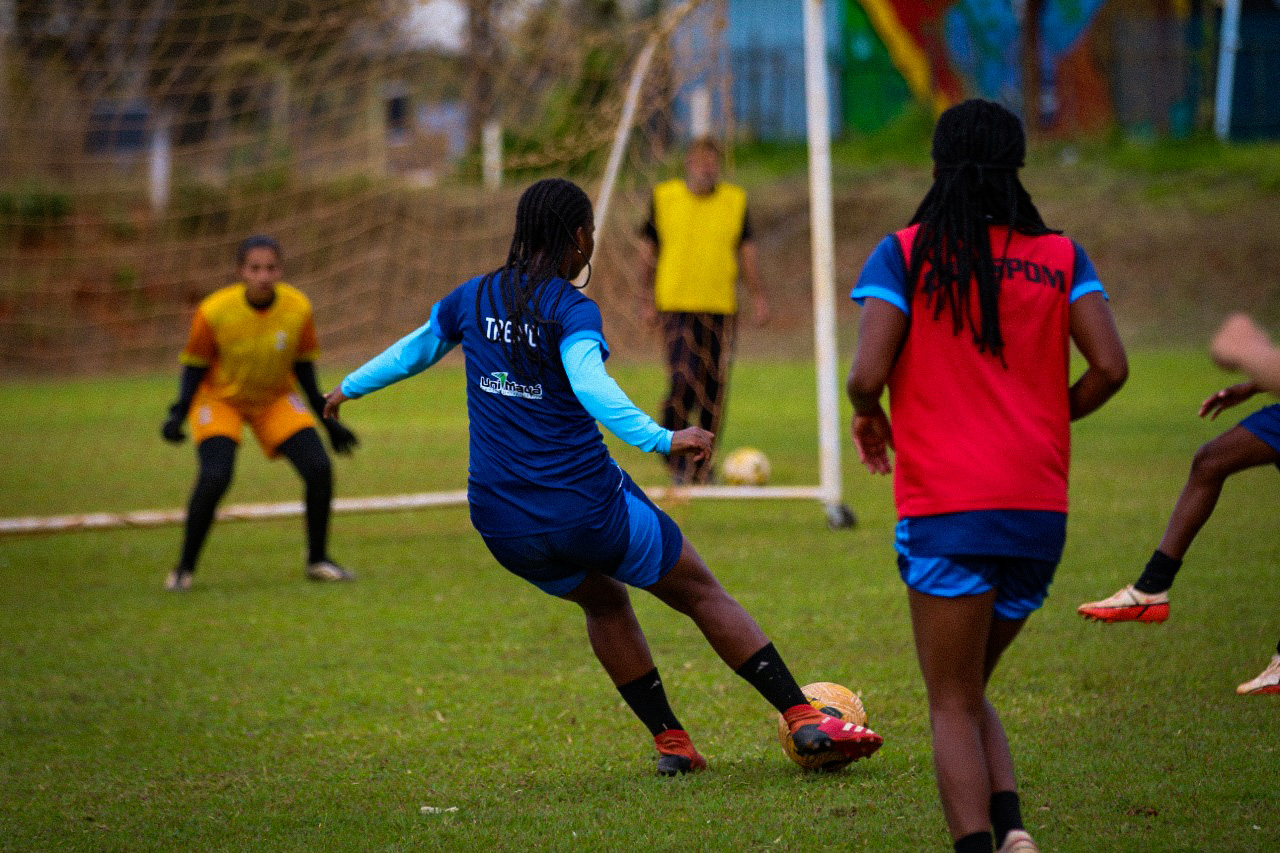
{"left": 1079, "top": 425, "right": 1278, "bottom": 622}
{"left": 692, "top": 313, "right": 735, "bottom": 483}
{"left": 558, "top": 572, "right": 704, "bottom": 775}
{"left": 908, "top": 586, "right": 1001, "bottom": 849}
{"left": 645, "top": 537, "right": 882, "bottom": 760}
{"left": 660, "top": 312, "right": 700, "bottom": 483}
{"left": 644, "top": 537, "right": 767, "bottom": 666}
{"left": 169, "top": 436, "right": 238, "bottom": 589}
{"left": 983, "top": 616, "right": 1031, "bottom": 851}
{"left": 561, "top": 571, "right": 657, "bottom": 685}
{"left": 277, "top": 427, "right": 351, "bottom": 581}
{"left": 254, "top": 395, "right": 352, "bottom": 583}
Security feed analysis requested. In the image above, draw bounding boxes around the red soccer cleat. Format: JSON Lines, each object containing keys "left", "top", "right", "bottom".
{"left": 654, "top": 729, "right": 707, "bottom": 776}
{"left": 783, "top": 704, "right": 883, "bottom": 761}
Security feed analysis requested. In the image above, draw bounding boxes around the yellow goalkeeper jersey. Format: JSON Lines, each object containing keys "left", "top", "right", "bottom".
{"left": 651, "top": 178, "right": 748, "bottom": 315}
{"left": 180, "top": 283, "right": 319, "bottom": 409}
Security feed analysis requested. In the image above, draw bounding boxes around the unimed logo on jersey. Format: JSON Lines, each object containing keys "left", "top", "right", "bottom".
{"left": 480, "top": 371, "right": 543, "bottom": 400}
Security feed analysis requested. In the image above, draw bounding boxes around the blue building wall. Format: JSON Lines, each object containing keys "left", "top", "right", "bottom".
{"left": 729, "top": 0, "right": 844, "bottom": 139}
{"left": 1229, "top": 0, "right": 1280, "bottom": 140}
{"left": 674, "top": 0, "right": 845, "bottom": 141}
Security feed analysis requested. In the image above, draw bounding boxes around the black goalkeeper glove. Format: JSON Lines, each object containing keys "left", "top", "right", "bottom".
{"left": 323, "top": 417, "right": 358, "bottom": 455}
{"left": 161, "top": 403, "right": 187, "bottom": 444}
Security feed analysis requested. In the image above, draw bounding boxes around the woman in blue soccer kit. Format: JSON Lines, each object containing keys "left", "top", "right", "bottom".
{"left": 324, "top": 178, "right": 881, "bottom": 775}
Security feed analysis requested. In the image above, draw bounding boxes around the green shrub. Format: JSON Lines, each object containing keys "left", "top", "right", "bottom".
{"left": 0, "top": 182, "right": 74, "bottom": 243}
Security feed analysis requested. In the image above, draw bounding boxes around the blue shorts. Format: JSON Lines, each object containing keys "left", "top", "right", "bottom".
{"left": 1240, "top": 404, "right": 1280, "bottom": 467}
{"left": 897, "top": 553, "right": 1058, "bottom": 621}
{"left": 480, "top": 473, "right": 683, "bottom": 596}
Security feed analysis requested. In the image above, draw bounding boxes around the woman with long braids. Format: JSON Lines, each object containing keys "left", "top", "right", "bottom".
{"left": 325, "top": 178, "right": 882, "bottom": 775}
{"left": 846, "top": 101, "right": 1127, "bottom": 852}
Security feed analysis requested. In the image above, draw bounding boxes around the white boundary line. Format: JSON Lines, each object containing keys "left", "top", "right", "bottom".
{"left": 0, "top": 485, "right": 827, "bottom": 535}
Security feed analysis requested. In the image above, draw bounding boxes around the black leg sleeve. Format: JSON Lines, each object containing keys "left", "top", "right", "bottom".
{"left": 178, "top": 436, "right": 238, "bottom": 571}
{"left": 278, "top": 428, "right": 333, "bottom": 564}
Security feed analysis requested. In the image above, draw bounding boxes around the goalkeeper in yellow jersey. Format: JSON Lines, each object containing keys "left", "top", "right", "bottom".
{"left": 161, "top": 235, "right": 358, "bottom": 590}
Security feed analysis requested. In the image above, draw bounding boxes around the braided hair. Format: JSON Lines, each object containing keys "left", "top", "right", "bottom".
{"left": 906, "top": 99, "right": 1058, "bottom": 361}
{"left": 477, "top": 178, "right": 593, "bottom": 381}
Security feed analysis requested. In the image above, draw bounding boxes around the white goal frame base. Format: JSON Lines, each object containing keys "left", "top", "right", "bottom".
{"left": 0, "top": 486, "right": 855, "bottom": 536}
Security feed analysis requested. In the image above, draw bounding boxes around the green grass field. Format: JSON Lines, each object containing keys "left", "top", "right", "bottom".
{"left": 2, "top": 352, "right": 1277, "bottom": 851}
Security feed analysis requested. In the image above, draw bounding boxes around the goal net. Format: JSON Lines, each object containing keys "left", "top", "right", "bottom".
{"left": 0, "top": 0, "right": 853, "bottom": 533}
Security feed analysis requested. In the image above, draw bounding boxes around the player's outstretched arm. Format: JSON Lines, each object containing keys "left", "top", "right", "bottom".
{"left": 1068, "top": 291, "right": 1128, "bottom": 421}
{"left": 330, "top": 318, "right": 458, "bottom": 419}
{"left": 1199, "top": 381, "right": 1260, "bottom": 420}
{"left": 1210, "top": 313, "right": 1280, "bottom": 394}
{"left": 322, "top": 386, "right": 350, "bottom": 420}
{"left": 563, "top": 336, "right": 675, "bottom": 454}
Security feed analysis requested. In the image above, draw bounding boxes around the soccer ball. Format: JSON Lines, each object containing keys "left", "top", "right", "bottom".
{"left": 777, "top": 682, "right": 869, "bottom": 772}
{"left": 721, "top": 446, "right": 771, "bottom": 485}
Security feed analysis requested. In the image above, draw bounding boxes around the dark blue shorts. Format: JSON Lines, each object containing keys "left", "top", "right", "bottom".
{"left": 897, "top": 553, "right": 1058, "bottom": 621}
{"left": 480, "top": 472, "right": 683, "bottom": 596}
{"left": 1240, "top": 404, "right": 1280, "bottom": 467}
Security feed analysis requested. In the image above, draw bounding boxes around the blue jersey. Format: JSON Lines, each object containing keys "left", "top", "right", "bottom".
{"left": 432, "top": 273, "right": 623, "bottom": 537}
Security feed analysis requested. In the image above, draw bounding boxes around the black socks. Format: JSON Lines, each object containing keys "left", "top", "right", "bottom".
{"left": 617, "top": 668, "right": 682, "bottom": 736}
{"left": 954, "top": 831, "right": 994, "bottom": 853}
{"left": 1134, "top": 549, "right": 1182, "bottom": 594}
{"left": 949, "top": 791, "right": 1023, "bottom": 852}
{"left": 620, "top": 644, "right": 811, "bottom": 738}
{"left": 991, "top": 790, "right": 1024, "bottom": 847}
{"left": 733, "top": 642, "right": 808, "bottom": 713}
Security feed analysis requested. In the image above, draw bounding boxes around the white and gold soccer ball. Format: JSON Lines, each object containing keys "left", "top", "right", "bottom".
{"left": 777, "top": 681, "right": 869, "bottom": 772}
{"left": 721, "top": 446, "right": 771, "bottom": 486}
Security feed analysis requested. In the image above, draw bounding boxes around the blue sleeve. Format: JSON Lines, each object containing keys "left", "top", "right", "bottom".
{"left": 1069, "top": 241, "right": 1108, "bottom": 302}
{"left": 561, "top": 336, "right": 672, "bottom": 454}
{"left": 850, "top": 235, "right": 910, "bottom": 314}
{"left": 555, "top": 286, "right": 607, "bottom": 347}
{"left": 340, "top": 307, "right": 457, "bottom": 399}
{"left": 433, "top": 286, "right": 466, "bottom": 342}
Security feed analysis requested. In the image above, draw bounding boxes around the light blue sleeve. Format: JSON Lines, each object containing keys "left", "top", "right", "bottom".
{"left": 341, "top": 313, "right": 457, "bottom": 399}
{"left": 561, "top": 335, "right": 673, "bottom": 455}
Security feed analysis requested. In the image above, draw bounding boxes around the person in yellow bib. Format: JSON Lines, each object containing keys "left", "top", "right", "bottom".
{"left": 639, "top": 137, "right": 770, "bottom": 484}
{"left": 160, "top": 235, "right": 358, "bottom": 590}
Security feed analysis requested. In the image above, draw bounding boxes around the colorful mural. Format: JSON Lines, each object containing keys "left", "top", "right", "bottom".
{"left": 847, "top": 0, "right": 1111, "bottom": 130}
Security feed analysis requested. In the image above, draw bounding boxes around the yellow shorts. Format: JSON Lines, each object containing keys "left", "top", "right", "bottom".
{"left": 190, "top": 391, "right": 317, "bottom": 458}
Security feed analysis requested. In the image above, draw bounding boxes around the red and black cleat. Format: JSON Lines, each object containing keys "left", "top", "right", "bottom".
{"left": 654, "top": 729, "right": 708, "bottom": 776}
{"left": 783, "top": 704, "right": 883, "bottom": 760}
